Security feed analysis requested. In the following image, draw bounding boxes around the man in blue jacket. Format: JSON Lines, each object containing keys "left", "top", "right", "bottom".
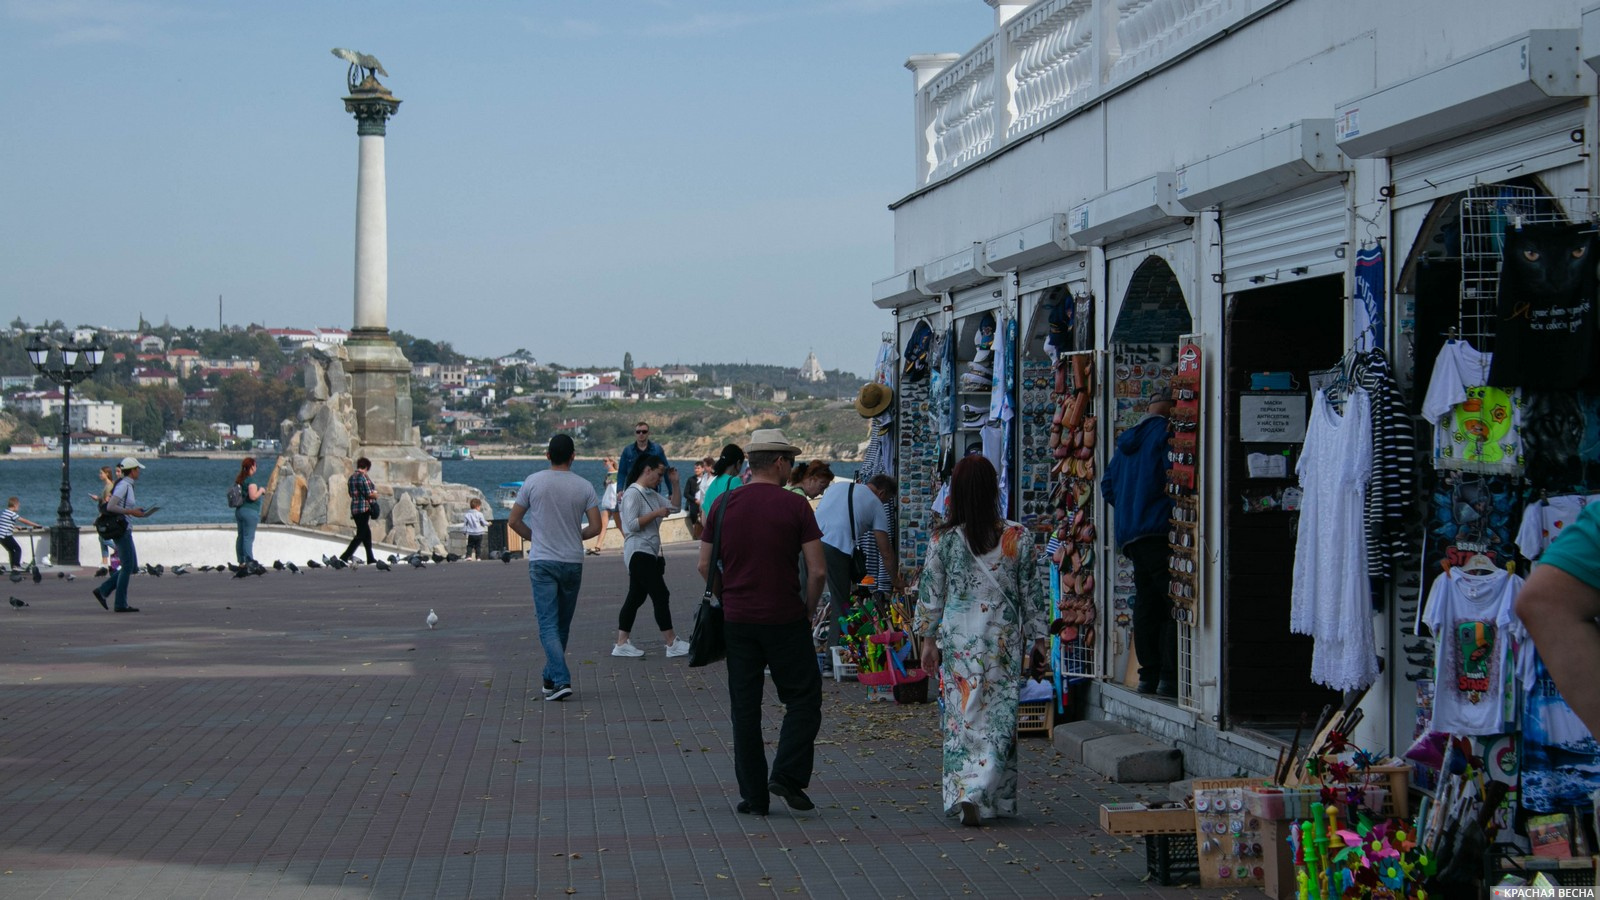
{"left": 619, "top": 421, "right": 672, "bottom": 498}
{"left": 1102, "top": 388, "right": 1176, "bottom": 697}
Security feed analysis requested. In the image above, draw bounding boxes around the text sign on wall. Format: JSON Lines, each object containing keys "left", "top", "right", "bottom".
{"left": 1239, "top": 393, "right": 1307, "bottom": 443}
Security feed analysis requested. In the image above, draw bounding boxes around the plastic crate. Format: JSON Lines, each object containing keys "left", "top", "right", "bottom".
{"left": 1017, "top": 701, "right": 1055, "bottom": 738}
{"left": 1146, "top": 833, "right": 1199, "bottom": 885}
{"left": 830, "top": 646, "right": 858, "bottom": 682}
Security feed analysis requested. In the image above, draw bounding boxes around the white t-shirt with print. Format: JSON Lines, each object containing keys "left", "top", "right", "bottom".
{"left": 1420, "top": 567, "right": 1522, "bottom": 737}
{"left": 1420, "top": 341, "right": 1523, "bottom": 474}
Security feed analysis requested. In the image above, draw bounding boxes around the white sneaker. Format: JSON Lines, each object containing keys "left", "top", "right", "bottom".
{"left": 611, "top": 642, "right": 645, "bottom": 658}
{"left": 665, "top": 639, "right": 691, "bottom": 658}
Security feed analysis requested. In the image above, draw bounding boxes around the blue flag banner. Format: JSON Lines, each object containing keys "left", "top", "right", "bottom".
{"left": 1354, "top": 244, "right": 1386, "bottom": 350}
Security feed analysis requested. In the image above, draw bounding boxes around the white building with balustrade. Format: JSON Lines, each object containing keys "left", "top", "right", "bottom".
{"left": 874, "top": 0, "right": 1600, "bottom": 777}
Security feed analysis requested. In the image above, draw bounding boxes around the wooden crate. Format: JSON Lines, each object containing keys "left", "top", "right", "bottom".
{"left": 1099, "top": 802, "right": 1195, "bottom": 835}
{"left": 1365, "top": 764, "right": 1410, "bottom": 818}
{"left": 1017, "top": 701, "right": 1055, "bottom": 738}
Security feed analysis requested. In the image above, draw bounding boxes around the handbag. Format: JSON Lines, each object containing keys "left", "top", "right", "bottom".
{"left": 687, "top": 496, "right": 728, "bottom": 667}
{"left": 848, "top": 484, "right": 869, "bottom": 582}
{"left": 94, "top": 510, "right": 127, "bottom": 542}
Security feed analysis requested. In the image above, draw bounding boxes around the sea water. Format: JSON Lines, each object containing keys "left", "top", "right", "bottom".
{"left": 0, "top": 456, "right": 860, "bottom": 526}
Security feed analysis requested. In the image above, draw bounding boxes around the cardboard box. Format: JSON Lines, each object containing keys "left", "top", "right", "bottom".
{"left": 1261, "top": 817, "right": 1298, "bottom": 900}
{"left": 1099, "top": 802, "right": 1195, "bottom": 835}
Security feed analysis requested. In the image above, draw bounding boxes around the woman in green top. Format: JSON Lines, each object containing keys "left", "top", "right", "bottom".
{"left": 234, "top": 456, "right": 266, "bottom": 565}
{"left": 699, "top": 443, "right": 746, "bottom": 519}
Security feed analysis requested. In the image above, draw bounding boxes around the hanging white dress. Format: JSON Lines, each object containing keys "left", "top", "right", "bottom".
{"left": 1290, "top": 388, "right": 1378, "bottom": 691}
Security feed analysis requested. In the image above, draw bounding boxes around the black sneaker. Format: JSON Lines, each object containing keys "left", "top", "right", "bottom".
{"left": 736, "top": 800, "right": 769, "bottom": 816}
{"left": 541, "top": 678, "right": 555, "bottom": 699}
{"left": 92, "top": 588, "right": 108, "bottom": 610}
{"left": 768, "top": 781, "right": 814, "bottom": 811}
{"left": 545, "top": 685, "right": 572, "bottom": 702}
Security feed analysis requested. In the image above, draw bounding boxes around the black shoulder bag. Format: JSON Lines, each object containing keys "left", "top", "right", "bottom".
{"left": 688, "top": 494, "right": 728, "bottom": 667}
{"left": 848, "top": 483, "right": 869, "bottom": 582}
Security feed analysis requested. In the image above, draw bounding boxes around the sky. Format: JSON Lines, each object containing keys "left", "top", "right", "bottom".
{"left": 0, "top": 0, "right": 993, "bottom": 378}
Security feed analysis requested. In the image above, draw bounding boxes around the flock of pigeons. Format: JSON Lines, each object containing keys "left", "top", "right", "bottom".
{"left": 85, "top": 548, "right": 520, "bottom": 580}
{"left": 7, "top": 550, "right": 517, "bottom": 626}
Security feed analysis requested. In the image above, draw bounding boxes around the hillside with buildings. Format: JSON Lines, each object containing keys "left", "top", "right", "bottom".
{"left": 0, "top": 321, "right": 868, "bottom": 459}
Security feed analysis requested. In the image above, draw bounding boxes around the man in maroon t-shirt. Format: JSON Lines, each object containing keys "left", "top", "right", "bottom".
{"left": 699, "top": 428, "right": 826, "bottom": 817}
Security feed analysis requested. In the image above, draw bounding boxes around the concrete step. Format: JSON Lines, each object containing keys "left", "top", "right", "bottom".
{"left": 1052, "top": 719, "right": 1132, "bottom": 762}
{"left": 1055, "top": 720, "right": 1183, "bottom": 782}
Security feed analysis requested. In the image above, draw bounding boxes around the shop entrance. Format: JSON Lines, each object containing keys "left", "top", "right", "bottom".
{"left": 1107, "top": 256, "right": 1193, "bottom": 694}
{"left": 1222, "top": 276, "right": 1343, "bottom": 731}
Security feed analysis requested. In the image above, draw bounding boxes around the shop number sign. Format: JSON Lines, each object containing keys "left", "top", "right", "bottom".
{"left": 1239, "top": 393, "right": 1307, "bottom": 443}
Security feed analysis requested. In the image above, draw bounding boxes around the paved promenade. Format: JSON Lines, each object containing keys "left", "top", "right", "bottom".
{"left": 0, "top": 545, "right": 1260, "bottom": 899}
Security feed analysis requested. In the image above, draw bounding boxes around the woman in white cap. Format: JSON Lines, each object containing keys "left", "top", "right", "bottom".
{"left": 93, "top": 457, "right": 154, "bottom": 613}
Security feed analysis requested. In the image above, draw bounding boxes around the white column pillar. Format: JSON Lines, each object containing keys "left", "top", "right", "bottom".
{"left": 354, "top": 133, "right": 388, "bottom": 332}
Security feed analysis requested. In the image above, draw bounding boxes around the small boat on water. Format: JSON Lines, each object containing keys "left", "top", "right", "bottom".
{"left": 493, "top": 481, "right": 522, "bottom": 511}
{"left": 430, "top": 443, "right": 472, "bottom": 461}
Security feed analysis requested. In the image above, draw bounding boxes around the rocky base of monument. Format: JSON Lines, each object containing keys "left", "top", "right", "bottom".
{"left": 263, "top": 346, "right": 485, "bottom": 555}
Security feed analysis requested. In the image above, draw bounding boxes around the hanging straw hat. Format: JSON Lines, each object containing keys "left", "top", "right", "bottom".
{"left": 855, "top": 383, "right": 894, "bottom": 418}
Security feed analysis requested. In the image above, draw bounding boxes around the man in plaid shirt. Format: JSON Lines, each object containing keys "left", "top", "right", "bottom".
{"left": 340, "top": 457, "right": 379, "bottom": 564}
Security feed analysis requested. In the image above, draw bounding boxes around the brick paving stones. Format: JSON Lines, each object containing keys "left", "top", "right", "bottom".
{"left": 0, "top": 546, "right": 1261, "bottom": 898}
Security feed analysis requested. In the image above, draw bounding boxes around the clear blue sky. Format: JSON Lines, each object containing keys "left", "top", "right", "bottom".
{"left": 0, "top": 1, "right": 991, "bottom": 378}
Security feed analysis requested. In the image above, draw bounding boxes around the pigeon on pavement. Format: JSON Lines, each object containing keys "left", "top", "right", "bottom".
{"left": 306, "top": 559, "right": 322, "bottom": 569}
{"left": 273, "top": 560, "right": 285, "bottom": 571}
{"left": 286, "top": 561, "right": 300, "bottom": 574}
{"left": 445, "top": 552, "right": 461, "bottom": 563}
{"left": 375, "top": 560, "right": 391, "bottom": 571}
{"left": 426, "top": 609, "right": 438, "bottom": 629}
{"left": 8, "top": 570, "right": 22, "bottom": 584}
{"left": 327, "top": 557, "right": 347, "bottom": 570}
{"left": 9, "top": 596, "right": 27, "bottom": 608}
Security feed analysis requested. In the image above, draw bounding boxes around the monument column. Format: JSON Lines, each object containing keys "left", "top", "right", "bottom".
{"left": 341, "top": 76, "right": 414, "bottom": 449}
{"left": 350, "top": 90, "right": 395, "bottom": 332}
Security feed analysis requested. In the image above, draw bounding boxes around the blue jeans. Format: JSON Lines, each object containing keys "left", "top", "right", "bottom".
{"left": 98, "top": 531, "right": 137, "bottom": 610}
{"left": 235, "top": 507, "right": 259, "bottom": 564}
{"left": 529, "top": 561, "right": 584, "bottom": 687}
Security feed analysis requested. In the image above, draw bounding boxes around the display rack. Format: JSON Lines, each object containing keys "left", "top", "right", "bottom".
{"left": 896, "top": 377, "right": 936, "bottom": 574}
{"left": 1053, "top": 350, "right": 1100, "bottom": 681}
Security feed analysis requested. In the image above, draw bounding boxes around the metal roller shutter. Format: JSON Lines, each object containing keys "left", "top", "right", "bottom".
{"left": 1389, "top": 103, "right": 1585, "bottom": 206}
{"left": 1220, "top": 178, "right": 1350, "bottom": 292}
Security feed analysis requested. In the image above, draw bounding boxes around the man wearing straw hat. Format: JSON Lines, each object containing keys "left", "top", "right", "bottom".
{"left": 699, "top": 428, "right": 827, "bottom": 817}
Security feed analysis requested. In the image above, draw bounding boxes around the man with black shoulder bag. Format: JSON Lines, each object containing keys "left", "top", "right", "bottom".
{"left": 698, "top": 429, "right": 826, "bottom": 818}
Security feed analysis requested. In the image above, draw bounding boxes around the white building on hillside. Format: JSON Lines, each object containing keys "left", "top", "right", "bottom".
{"left": 68, "top": 400, "right": 122, "bottom": 435}
{"left": 799, "top": 352, "right": 825, "bottom": 383}
{"left": 557, "top": 372, "right": 600, "bottom": 393}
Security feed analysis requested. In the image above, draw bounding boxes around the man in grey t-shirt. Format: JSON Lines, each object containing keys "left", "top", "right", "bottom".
{"left": 511, "top": 434, "right": 601, "bottom": 702}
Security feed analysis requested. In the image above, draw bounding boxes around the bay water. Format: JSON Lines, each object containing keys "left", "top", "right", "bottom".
{"left": 0, "top": 456, "right": 860, "bottom": 526}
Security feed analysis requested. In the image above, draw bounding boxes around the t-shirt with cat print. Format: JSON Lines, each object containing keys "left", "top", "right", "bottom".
{"left": 1488, "top": 222, "right": 1598, "bottom": 390}
{"left": 1422, "top": 340, "right": 1524, "bottom": 474}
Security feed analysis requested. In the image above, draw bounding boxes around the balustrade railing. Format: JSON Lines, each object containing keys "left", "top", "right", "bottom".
{"left": 913, "top": 0, "right": 1282, "bottom": 186}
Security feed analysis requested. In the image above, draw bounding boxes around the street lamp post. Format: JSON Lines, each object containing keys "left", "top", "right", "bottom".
{"left": 25, "top": 332, "right": 105, "bottom": 567}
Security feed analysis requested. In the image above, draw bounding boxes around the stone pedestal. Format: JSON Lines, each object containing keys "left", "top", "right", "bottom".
{"left": 345, "top": 330, "right": 415, "bottom": 447}
{"left": 264, "top": 346, "right": 484, "bottom": 554}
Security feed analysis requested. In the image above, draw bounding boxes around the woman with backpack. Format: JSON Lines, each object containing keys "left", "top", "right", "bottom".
{"left": 232, "top": 457, "right": 265, "bottom": 566}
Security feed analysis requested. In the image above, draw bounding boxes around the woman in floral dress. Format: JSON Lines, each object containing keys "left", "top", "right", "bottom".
{"left": 916, "top": 456, "right": 1049, "bottom": 826}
